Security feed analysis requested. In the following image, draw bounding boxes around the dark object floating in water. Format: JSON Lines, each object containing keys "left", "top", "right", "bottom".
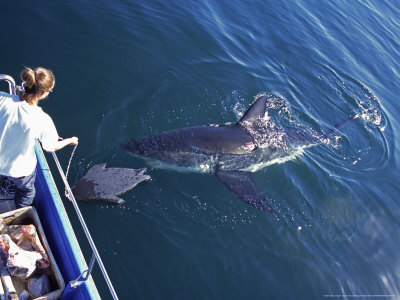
{"left": 71, "top": 163, "right": 150, "bottom": 204}
{"left": 1, "top": 165, "right": 150, "bottom": 205}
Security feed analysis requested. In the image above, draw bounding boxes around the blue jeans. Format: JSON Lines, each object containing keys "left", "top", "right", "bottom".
{"left": 5, "top": 168, "right": 37, "bottom": 208}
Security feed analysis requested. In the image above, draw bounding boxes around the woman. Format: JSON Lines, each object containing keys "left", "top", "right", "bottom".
{"left": 0, "top": 67, "right": 78, "bottom": 208}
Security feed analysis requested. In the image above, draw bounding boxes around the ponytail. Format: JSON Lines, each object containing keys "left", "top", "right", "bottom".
{"left": 19, "top": 67, "right": 55, "bottom": 104}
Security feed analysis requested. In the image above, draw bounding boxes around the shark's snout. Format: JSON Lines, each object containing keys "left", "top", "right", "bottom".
{"left": 122, "top": 137, "right": 163, "bottom": 157}
{"left": 121, "top": 139, "right": 142, "bottom": 155}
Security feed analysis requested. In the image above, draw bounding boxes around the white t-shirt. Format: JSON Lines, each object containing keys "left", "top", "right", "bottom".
{"left": 0, "top": 91, "right": 59, "bottom": 177}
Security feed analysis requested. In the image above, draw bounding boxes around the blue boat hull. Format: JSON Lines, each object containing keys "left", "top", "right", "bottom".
{"left": 34, "top": 143, "right": 100, "bottom": 299}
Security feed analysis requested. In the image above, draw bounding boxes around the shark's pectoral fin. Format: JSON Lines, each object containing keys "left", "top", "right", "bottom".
{"left": 215, "top": 170, "right": 274, "bottom": 213}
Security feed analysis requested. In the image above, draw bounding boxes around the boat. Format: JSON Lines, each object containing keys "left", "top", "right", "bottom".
{"left": 0, "top": 74, "right": 118, "bottom": 299}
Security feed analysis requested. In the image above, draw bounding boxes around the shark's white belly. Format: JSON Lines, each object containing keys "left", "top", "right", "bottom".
{"left": 144, "top": 144, "right": 312, "bottom": 174}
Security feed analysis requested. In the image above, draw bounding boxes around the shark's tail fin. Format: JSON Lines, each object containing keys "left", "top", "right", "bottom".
{"left": 326, "top": 114, "right": 359, "bottom": 137}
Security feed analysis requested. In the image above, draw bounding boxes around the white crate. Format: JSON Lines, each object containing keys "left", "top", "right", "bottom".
{"left": 0, "top": 206, "right": 65, "bottom": 299}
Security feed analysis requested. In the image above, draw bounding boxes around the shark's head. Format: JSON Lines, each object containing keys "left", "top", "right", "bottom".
{"left": 122, "top": 132, "right": 183, "bottom": 159}
{"left": 121, "top": 137, "right": 158, "bottom": 158}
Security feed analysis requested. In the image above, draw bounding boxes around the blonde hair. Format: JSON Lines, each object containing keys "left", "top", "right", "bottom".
{"left": 19, "top": 67, "right": 55, "bottom": 104}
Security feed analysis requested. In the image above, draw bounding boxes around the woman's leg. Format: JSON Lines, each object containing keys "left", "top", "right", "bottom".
{"left": 12, "top": 169, "right": 37, "bottom": 208}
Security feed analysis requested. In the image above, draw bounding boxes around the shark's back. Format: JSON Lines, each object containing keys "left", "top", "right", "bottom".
{"left": 176, "top": 125, "right": 256, "bottom": 154}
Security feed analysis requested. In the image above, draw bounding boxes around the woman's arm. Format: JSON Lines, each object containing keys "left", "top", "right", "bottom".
{"left": 46, "top": 137, "right": 78, "bottom": 152}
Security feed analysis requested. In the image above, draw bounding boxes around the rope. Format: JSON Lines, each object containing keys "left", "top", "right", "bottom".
{"left": 64, "top": 144, "right": 78, "bottom": 201}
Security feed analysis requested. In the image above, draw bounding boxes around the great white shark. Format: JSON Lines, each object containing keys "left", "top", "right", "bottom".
{"left": 122, "top": 95, "right": 357, "bottom": 213}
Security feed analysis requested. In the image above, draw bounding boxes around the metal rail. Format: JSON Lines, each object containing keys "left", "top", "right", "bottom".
{"left": 51, "top": 152, "right": 118, "bottom": 300}
{"left": 0, "top": 75, "right": 16, "bottom": 95}
{"left": 0, "top": 74, "right": 118, "bottom": 299}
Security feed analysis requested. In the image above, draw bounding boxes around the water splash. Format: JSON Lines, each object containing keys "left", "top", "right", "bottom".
{"left": 318, "top": 65, "right": 385, "bottom": 130}
{"left": 241, "top": 94, "right": 326, "bottom": 153}
{"left": 310, "top": 65, "right": 390, "bottom": 173}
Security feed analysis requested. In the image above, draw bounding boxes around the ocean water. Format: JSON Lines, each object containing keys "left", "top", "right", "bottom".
{"left": 2, "top": 0, "right": 400, "bottom": 299}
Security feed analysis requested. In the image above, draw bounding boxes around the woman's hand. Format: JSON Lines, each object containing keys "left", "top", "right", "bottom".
{"left": 51, "top": 136, "right": 79, "bottom": 151}
{"left": 68, "top": 136, "right": 79, "bottom": 146}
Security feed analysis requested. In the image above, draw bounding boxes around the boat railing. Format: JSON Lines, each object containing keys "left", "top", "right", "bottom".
{"left": 0, "top": 74, "right": 118, "bottom": 300}
{"left": 0, "top": 75, "right": 16, "bottom": 95}
{"left": 51, "top": 152, "right": 118, "bottom": 299}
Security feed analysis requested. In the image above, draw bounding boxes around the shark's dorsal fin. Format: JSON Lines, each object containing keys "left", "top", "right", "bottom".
{"left": 238, "top": 95, "right": 269, "bottom": 125}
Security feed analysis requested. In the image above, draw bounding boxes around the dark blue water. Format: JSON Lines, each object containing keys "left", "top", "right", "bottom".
{"left": 2, "top": 1, "right": 400, "bottom": 299}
